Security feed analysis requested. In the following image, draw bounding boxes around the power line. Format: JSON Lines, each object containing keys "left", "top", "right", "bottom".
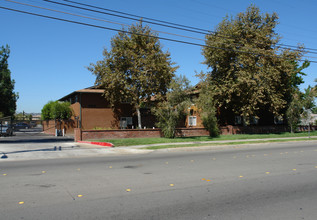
{"left": 1, "top": 5, "right": 316, "bottom": 63}
{"left": 10, "top": 0, "right": 317, "bottom": 59}
{"left": 63, "top": 0, "right": 209, "bottom": 33}
{"left": 9, "top": 0, "right": 317, "bottom": 60}
{"left": 43, "top": 0, "right": 208, "bottom": 35}
{"left": 57, "top": 0, "right": 317, "bottom": 53}
{"left": 7, "top": 0, "right": 208, "bottom": 42}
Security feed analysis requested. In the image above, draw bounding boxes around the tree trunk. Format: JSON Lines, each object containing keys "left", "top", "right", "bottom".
{"left": 136, "top": 107, "right": 142, "bottom": 129}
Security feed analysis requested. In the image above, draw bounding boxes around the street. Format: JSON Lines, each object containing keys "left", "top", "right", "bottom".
{"left": 1, "top": 141, "right": 317, "bottom": 219}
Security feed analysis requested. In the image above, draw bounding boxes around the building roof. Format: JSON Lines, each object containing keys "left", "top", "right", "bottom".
{"left": 59, "top": 85, "right": 104, "bottom": 101}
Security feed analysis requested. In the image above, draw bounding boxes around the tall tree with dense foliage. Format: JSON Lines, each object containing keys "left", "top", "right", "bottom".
{"left": 88, "top": 22, "right": 178, "bottom": 128}
{"left": 202, "top": 5, "right": 305, "bottom": 125}
{"left": 0, "top": 45, "right": 18, "bottom": 117}
{"left": 152, "top": 75, "right": 191, "bottom": 138}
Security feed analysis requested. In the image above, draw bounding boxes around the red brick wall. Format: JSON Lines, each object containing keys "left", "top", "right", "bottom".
{"left": 42, "top": 120, "right": 56, "bottom": 135}
{"left": 42, "top": 120, "right": 77, "bottom": 135}
{"left": 175, "top": 128, "right": 209, "bottom": 137}
{"left": 220, "top": 125, "right": 289, "bottom": 134}
{"left": 80, "top": 128, "right": 210, "bottom": 141}
{"left": 81, "top": 129, "right": 162, "bottom": 140}
{"left": 74, "top": 128, "right": 82, "bottom": 142}
{"left": 76, "top": 125, "right": 291, "bottom": 141}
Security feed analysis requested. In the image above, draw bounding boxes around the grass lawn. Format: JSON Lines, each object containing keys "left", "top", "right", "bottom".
{"left": 90, "top": 130, "right": 317, "bottom": 147}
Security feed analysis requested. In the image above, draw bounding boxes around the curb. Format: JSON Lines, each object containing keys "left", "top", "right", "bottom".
{"left": 77, "top": 141, "right": 114, "bottom": 147}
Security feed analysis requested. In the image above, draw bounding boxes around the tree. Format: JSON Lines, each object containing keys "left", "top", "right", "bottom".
{"left": 41, "top": 101, "right": 72, "bottom": 120}
{"left": 302, "top": 86, "right": 316, "bottom": 110}
{"left": 312, "top": 79, "right": 317, "bottom": 113}
{"left": 88, "top": 22, "right": 178, "bottom": 128}
{"left": 0, "top": 45, "right": 18, "bottom": 117}
{"left": 196, "top": 81, "right": 219, "bottom": 137}
{"left": 202, "top": 5, "right": 305, "bottom": 125}
{"left": 286, "top": 86, "right": 316, "bottom": 133}
{"left": 152, "top": 76, "right": 191, "bottom": 138}
{"left": 286, "top": 92, "right": 302, "bottom": 133}
{"left": 41, "top": 101, "right": 53, "bottom": 120}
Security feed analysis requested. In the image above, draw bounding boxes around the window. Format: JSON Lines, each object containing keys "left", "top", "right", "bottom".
{"left": 235, "top": 116, "right": 242, "bottom": 125}
{"left": 120, "top": 117, "right": 133, "bottom": 128}
{"left": 188, "top": 116, "right": 197, "bottom": 126}
{"left": 250, "top": 116, "right": 259, "bottom": 125}
{"left": 274, "top": 116, "right": 284, "bottom": 125}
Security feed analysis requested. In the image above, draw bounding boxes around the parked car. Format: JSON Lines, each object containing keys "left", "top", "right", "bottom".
{"left": 30, "top": 121, "right": 37, "bottom": 127}
{"left": 0, "top": 125, "right": 13, "bottom": 136}
{"left": 13, "top": 122, "right": 30, "bottom": 130}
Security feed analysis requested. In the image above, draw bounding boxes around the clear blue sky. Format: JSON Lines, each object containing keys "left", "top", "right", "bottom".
{"left": 1, "top": 0, "right": 316, "bottom": 113}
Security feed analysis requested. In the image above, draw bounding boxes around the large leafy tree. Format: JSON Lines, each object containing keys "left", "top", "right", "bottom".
{"left": 0, "top": 45, "right": 18, "bottom": 117}
{"left": 202, "top": 5, "right": 305, "bottom": 125}
{"left": 89, "top": 22, "right": 178, "bottom": 128}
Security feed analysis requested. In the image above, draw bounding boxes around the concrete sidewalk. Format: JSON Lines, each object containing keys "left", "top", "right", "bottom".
{"left": 1, "top": 135, "right": 316, "bottom": 162}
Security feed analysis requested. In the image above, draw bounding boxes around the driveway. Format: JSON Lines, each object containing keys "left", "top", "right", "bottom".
{"left": 0, "top": 129, "right": 149, "bottom": 161}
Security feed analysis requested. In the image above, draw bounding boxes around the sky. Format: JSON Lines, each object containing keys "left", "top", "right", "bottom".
{"left": 1, "top": 0, "right": 316, "bottom": 113}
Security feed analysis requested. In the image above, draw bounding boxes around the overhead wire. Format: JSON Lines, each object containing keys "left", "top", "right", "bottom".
{"left": 12, "top": 0, "right": 313, "bottom": 58}
{"left": 1, "top": 5, "right": 316, "bottom": 63}
{"left": 62, "top": 0, "right": 209, "bottom": 33}
{"left": 6, "top": 0, "right": 207, "bottom": 42}
{"left": 57, "top": 0, "right": 317, "bottom": 54}
{"left": 42, "top": 0, "right": 209, "bottom": 35}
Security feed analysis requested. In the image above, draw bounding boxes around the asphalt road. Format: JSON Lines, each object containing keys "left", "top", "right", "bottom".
{"left": 1, "top": 141, "right": 317, "bottom": 219}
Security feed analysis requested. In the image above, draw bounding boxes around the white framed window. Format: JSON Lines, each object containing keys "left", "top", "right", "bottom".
{"left": 188, "top": 116, "right": 197, "bottom": 126}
